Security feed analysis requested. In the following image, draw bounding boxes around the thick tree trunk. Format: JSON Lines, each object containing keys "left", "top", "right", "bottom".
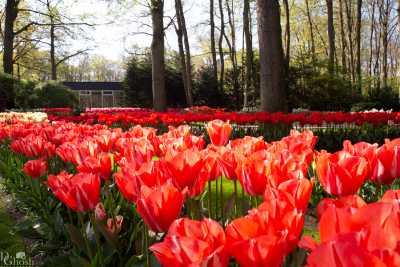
{"left": 368, "top": 0, "right": 376, "bottom": 79}
{"left": 243, "top": 0, "right": 253, "bottom": 108}
{"left": 305, "top": 0, "right": 316, "bottom": 61}
{"left": 174, "top": 11, "right": 189, "bottom": 106}
{"left": 3, "top": 0, "right": 18, "bottom": 75}
{"left": 151, "top": 0, "right": 167, "bottom": 111}
{"left": 380, "top": 0, "right": 389, "bottom": 88}
{"left": 210, "top": 0, "right": 218, "bottom": 82}
{"left": 326, "top": 0, "right": 336, "bottom": 74}
{"left": 218, "top": 0, "right": 225, "bottom": 93}
{"left": 356, "top": 0, "right": 362, "bottom": 90}
{"left": 257, "top": 0, "right": 287, "bottom": 112}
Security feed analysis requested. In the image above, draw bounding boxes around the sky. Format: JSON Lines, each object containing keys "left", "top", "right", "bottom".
{"left": 68, "top": 0, "right": 213, "bottom": 62}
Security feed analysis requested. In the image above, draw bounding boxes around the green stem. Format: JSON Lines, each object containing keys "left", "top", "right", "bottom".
{"left": 220, "top": 176, "right": 224, "bottom": 221}
{"left": 90, "top": 214, "right": 104, "bottom": 266}
{"left": 78, "top": 213, "right": 93, "bottom": 260}
{"left": 208, "top": 181, "right": 212, "bottom": 218}
{"left": 234, "top": 180, "right": 238, "bottom": 217}
{"left": 215, "top": 178, "right": 219, "bottom": 219}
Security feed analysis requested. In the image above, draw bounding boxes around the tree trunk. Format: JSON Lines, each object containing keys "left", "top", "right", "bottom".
{"left": 381, "top": 1, "right": 389, "bottom": 88}
{"left": 225, "top": 0, "right": 240, "bottom": 108}
{"left": 344, "top": 0, "right": 355, "bottom": 83}
{"left": 356, "top": 0, "right": 362, "bottom": 90}
{"left": 50, "top": 23, "right": 57, "bottom": 80}
{"left": 175, "top": 0, "right": 193, "bottom": 106}
{"left": 243, "top": 0, "right": 253, "bottom": 108}
{"left": 257, "top": 0, "right": 287, "bottom": 112}
{"left": 218, "top": 0, "right": 225, "bottom": 93}
{"left": 338, "top": 0, "right": 347, "bottom": 73}
{"left": 326, "top": 0, "right": 335, "bottom": 74}
{"left": 283, "top": 0, "right": 290, "bottom": 64}
{"left": 368, "top": 0, "right": 376, "bottom": 79}
{"left": 3, "top": 0, "right": 19, "bottom": 75}
{"left": 305, "top": 0, "right": 316, "bottom": 61}
{"left": 210, "top": 0, "right": 218, "bottom": 82}
{"left": 174, "top": 8, "right": 189, "bottom": 106}
{"left": 151, "top": 0, "right": 167, "bottom": 111}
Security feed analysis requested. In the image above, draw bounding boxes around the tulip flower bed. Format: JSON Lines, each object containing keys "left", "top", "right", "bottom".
{"left": 0, "top": 117, "right": 400, "bottom": 266}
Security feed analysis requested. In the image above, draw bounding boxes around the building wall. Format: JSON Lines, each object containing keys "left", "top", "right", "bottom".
{"left": 77, "top": 90, "right": 125, "bottom": 108}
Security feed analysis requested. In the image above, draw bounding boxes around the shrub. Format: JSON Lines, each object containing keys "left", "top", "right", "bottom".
{"left": 14, "top": 79, "right": 38, "bottom": 110}
{"left": 35, "top": 81, "right": 78, "bottom": 108}
{"left": 0, "top": 72, "right": 17, "bottom": 110}
{"left": 124, "top": 55, "right": 186, "bottom": 108}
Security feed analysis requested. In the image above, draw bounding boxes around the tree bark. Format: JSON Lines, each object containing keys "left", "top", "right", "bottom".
{"left": 151, "top": 0, "right": 167, "bottom": 111}
{"left": 380, "top": 0, "right": 389, "bottom": 88}
{"left": 243, "top": 0, "right": 253, "bottom": 108}
{"left": 344, "top": 0, "right": 356, "bottom": 83}
{"left": 326, "top": 0, "right": 336, "bottom": 74}
{"left": 3, "top": 0, "right": 19, "bottom": 75}
{"left": 338, "top": 0, "right": 347, "bottom": 73}
{"left": 210, "top": 0, "right": 218, "bottom": 82}
{"left": 356, "top": 0, "right": 362, "bottom": 90}
{"left": 175, "top": 0, "right": 193, "bottom": 106}
{"left": 305, "top": 0, "right": 316, "bottom": 61}
{"left": 225, "top": 0, "right": 240, "bottom": 108}
{"left": 283, "top": 0, "right": 290, "bottom": 64}
{"left": 257, "top": 0, "right": 287, "bottom": 112}
{"left": 217, "top": 0, "right": 225, "bottom": 93}
{"left": 50, "top": 23, "right": 57, "bottom": 80}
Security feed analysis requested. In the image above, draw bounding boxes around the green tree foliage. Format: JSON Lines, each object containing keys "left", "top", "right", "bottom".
{"left": 123, "top": 55, "right": 186, "bottom": 108}
{"left": 34, "top": 81, "right": 78, "bottom": 108}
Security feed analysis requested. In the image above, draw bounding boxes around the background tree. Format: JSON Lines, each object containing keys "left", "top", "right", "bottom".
{"left": 257, "top": 0, "right": 287, "bottom": 112}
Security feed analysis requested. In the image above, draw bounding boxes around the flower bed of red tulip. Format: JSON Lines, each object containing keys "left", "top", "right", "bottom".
{"left": 46, "top": 108, "right": 400, "bottom": 127}
{"left": 0, "top": 118, "right": 400, "bottom": 266}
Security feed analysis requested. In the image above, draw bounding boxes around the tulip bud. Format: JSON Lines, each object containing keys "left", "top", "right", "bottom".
{"left": 107, "top": 215, "right": 123, "bottom": 235}
{"left": 94, "top": 203, "right": 107, "bottom": 221}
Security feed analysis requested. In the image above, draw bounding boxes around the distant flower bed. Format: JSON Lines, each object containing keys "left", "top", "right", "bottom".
{"left": 46, "top": 108, "right": 400, "bottom": 128}
{"left": 0, "top": 112, "right": 48, "bottom": 123}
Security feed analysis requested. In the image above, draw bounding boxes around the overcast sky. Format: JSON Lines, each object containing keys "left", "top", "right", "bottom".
{"left": 68, "top": 0, "right": 215, "bottom": 61}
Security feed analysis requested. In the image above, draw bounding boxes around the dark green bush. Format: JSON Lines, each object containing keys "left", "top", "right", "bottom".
{"left": 124, "top": 54, "right": 186, "bottom": 108}
{"left": 0, "top": 72, "right": 17, "bottom": 110}
{"left": 287, "top": 60, "right": 362, "bottom": 111}
{"left": 35, "top": 81, "right": 78, "bottom": 108}
{"left": 14, "top": 79, "right": 38, "bottom": 110}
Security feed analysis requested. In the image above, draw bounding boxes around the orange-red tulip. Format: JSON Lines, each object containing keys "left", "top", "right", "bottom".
{"left": 150, "top": 218, "right": 228, "bottom": 267}
{"left": 315, "top": 150, "right": 369, "bottom": 196}
{"left": 47, "top": 171, "right": 100, "bottom": 212}
{"left": 136, "top": 183, "right": 185, "bottom": 233}
{"left": 206, "top": 120, "right": 232, "bottom": 146}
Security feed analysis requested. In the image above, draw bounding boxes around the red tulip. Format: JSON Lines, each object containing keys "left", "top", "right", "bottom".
{"left": 305, "top": 232, "right": 388, "bottom": 267}
{"left": 370, "top": 144, "right": 400, "bottom": 185}
{"left": 165, "top": 148, "right": 206, "bottom": 197}
{"left": 136, "top": 183, "right": 185, "bottom": 233}
{"left": 316, "top": 194, "right": 366, "bottom": 219}
{"left": 23, "top": 159, "right": 48, "bottom": 179}
{"left": 47, "top": 171, "right": 100, "bottom": 212}
{"left": 150, "top": 218, "right": 228, "bottom": 267}
{"left": 264, "top": 178, "right": 313, "bottom": 211}
{"left": 315, "top": 150, "right": 369, "bottom": 196}
{"left": 206, "top": 120, "right": 232, "bottom": 146}
{"left": 226, "top": 198, "right": 304, "bottom": 266}
{"left": 114, "top": 160, "right": 171, "bottom": 203}
{"left": 77, "top": 153, "right": 112, "bottom": 180}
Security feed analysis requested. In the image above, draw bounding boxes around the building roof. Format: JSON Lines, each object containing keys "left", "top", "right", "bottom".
{"left": 63, "top": 81, "right": 124, "bottom": 91}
